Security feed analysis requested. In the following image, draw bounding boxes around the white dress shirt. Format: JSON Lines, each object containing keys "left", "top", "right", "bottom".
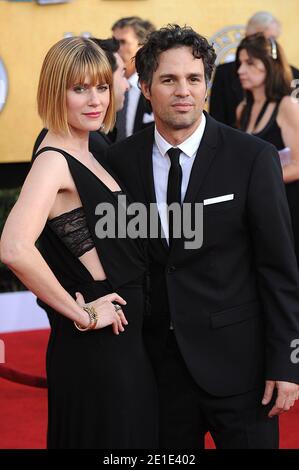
{"left": 152, "top": 114, "right": 206, "bottom": 242}
{"left": 126, "top": 72, "right": 154, "bottom": 137}
{"left": 126, "top": 73, "right": 141, "bottom": 137}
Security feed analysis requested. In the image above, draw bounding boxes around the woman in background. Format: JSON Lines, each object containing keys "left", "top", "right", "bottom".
{"left": 236, "top": 33, "right": 299, "bottom": 264}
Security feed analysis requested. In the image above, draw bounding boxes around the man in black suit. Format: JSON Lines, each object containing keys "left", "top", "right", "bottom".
{"left": 107, "top": 25, "right": 299, "bottom": 448}
{"left": 209, "top": 11, "right": 299, "bottom": 127}
{"left": 32, "top": 38, "right": 128, "bottom": 159}
{"left": 112, "top": 16, "right": 156, "bottom": 140}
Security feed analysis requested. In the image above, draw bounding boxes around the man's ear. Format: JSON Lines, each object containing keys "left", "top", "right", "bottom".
{"left": 140, "top": 81, "right": 151, "bottom": 101}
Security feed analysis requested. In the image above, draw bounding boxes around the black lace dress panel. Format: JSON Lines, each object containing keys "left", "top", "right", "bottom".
{"left": 48, "top": 190, "right": 125, "bottom": 258}
{"left": 48, "top": 207, "right": 94, "bottom": 258}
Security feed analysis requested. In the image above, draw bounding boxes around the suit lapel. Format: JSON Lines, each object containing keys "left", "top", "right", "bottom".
{"left": 134, "top": 94, "right": 146, "bottom": 134}
{"left": 169, "top": 113, "right": 219, "bottom": 255}
{"left": 137, "top": 125, "right": 156, "bottom": 202}
{"left": 137, "top": 125, "right": 169, "bottom": 252}
{"left": 183, "top": 113, "right": 219, "bottom": 204}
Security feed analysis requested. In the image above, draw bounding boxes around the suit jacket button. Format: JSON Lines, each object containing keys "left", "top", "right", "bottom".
{"left": 167, "top": 266, "right": 176, "bottom": 274}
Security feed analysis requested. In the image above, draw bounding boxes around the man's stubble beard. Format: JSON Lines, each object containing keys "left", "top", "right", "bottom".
{"left": 161, "top": 109, "right": 201, "bottom": 130}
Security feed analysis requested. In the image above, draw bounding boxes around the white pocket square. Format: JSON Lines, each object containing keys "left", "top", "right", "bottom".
{"left": 203, "top": 194, "right": 234, "bottom": 206}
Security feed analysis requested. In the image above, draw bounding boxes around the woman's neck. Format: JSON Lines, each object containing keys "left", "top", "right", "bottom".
{"left": 46, "top": 128, "right": 90, "bottom": 157}
{"left": 251, "top": 86, "right": 267, "bottom": 104}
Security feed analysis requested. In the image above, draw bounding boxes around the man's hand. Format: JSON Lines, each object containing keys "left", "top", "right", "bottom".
{"left": 262, "top": 380, "right": 299, "bottom": 417}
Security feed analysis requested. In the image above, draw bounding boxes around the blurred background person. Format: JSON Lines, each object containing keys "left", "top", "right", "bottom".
{"left": 209, "top": 11, "right": 299, "bottom": 127}
{"left": 112, "top": 16, "right": 156, "bottom": 140}
{"left": 236, "top": 33, "right": 299, "bottom": 265}
{"left": 90, "top": 37, "right": 129, "bottom": 145}
{"left": 32, "top": 37, "right": 128, "bottom": 158}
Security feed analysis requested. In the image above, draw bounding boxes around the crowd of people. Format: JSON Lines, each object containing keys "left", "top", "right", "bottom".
{"left": 0, "top": 12, "right": 299, "bottom": 449}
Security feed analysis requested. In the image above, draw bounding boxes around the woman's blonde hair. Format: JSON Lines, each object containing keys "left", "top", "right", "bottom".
{"left": 37, "top": 37, "right": 115, "bottom": 134}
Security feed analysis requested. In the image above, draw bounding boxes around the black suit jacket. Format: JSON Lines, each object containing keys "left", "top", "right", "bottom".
{"left": 133, "top": 93, "right": 154, "bottom": 134}
{"left": 115, "top": 92, "right": 153, "bottom": 141}
{"left": 209, "top": 61, "right": 299, "bottom": 127}
{"left": 107, "top": 113, "right": 299, "bottom": 396}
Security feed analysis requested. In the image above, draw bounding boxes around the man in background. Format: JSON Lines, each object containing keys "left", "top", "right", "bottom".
{"left": 90, "top": 37, "right": 129, "bottom": 147}
{"left": 112, "top": 16, "right": 156, "bottom": 140}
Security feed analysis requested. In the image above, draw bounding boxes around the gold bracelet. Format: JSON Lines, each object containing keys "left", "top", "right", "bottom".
{"left": 74, "top": 306, "right": 99, "bottom": 332}
{"left": 84, "top": 306, "right": 98, "bottom": 330}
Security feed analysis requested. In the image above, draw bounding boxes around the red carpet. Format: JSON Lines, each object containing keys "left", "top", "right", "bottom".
{"left": 0, "top": 329, "right": 298, "bottom": 449}
{"left": 0, "top": 330, "right": 49, "bottom": 449}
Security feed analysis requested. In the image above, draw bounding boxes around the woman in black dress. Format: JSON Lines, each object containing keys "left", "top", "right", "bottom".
{"left": 235, "top": 33, "right": 299, "bottom": 264}
{"left": 0, "top": 37, "right": 158, "bottom": 449}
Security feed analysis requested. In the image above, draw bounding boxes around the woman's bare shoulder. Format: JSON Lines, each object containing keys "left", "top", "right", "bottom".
{"left": 33, "top": 146, "right": 67, "bottom": 163}
{"left": 32, "top": 147, "right": 69, "bottom": 174}
{"left": 279, "top": 95, "right": 299, "bottom": 111}
{"left": 278, "top": 95, "right": 299, "bottom": 125}
{"left": 28, "top": 147, "right": 73, "bottom": 194}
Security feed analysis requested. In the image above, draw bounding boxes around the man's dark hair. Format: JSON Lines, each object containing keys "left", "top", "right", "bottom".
{"left": 91, "top": 37, "right": 120, "bottom": 73}
{"left": 135, "top": 24, "right": 216, "bottom": 87}
{"left": 112, "top": 16, "right": 156, "bottom": 45}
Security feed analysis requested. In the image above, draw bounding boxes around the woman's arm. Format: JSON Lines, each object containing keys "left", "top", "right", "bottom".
{"left": 0, "top": 152, "right": 126, "bottom": 332}
{"left": 277, "top": 96, "right": 299, "bottom": 183}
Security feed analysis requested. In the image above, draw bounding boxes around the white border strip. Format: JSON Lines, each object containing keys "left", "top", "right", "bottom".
{"left": 0, "top": 291, "right": 49, "bottom": 333}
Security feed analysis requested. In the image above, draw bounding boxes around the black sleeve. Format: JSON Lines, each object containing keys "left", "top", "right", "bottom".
{"left": 209, "top": 66, "right": 227, "bottom": 124}
{"left": 248, "top": 144, "right": 299, "bottom": 383}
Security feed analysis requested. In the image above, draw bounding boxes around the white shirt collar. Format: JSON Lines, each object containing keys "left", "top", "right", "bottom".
{"left": 154, "top": 113, "right": 206, "bottom": 159}
{"left": 128, "top": 72, "right": 139, "bottom": 89}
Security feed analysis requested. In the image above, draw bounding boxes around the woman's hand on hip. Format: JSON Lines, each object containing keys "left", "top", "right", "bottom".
{"left": 75, "top": 291, "right": 128, "bottom": 334}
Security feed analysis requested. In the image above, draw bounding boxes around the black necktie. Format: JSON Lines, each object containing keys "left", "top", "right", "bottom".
{"left": 167, "top": 147, "right": 182, "bottom": 245}
{"left": 115, "top": 90, "right": 128, "bottom": 142}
